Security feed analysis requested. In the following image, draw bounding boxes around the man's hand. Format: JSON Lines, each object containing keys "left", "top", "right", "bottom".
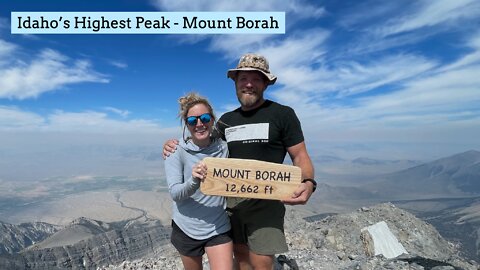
{"left": 282, "top": 181, "right": 314, "bottom": 205}
{"left": 162, "top": 139, "right": 179, "bottom": 159}
{"left": 285, "top": 141, "right": 315, "bottom": 205}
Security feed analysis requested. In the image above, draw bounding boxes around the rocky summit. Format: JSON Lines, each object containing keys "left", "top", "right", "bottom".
{"left": 99, "top": 203, "right": 479, "bottom": 270}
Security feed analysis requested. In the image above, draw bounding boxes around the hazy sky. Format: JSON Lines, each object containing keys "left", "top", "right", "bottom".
{"left": 1, "top": 0, "right": 479, "bottom": 181}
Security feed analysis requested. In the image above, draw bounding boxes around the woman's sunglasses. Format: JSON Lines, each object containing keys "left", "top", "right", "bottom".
{"left": 186, "top": 113, "right": 212, "bottom": 126}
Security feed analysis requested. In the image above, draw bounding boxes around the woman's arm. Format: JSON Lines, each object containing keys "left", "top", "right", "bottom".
{"left": 164, "top": 149, "right": 200, "bottom": 201}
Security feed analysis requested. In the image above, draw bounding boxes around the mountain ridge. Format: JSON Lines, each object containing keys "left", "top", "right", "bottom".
{"left": 25, "top": 217, "right": 115, "bottom": 250}
{"left": 0, "top": 219, "right": 171, "bottom": 269}
{"left": 0, "top": 221, "right": 60, "bottom": 255}
{"left": 363, "top": 149, "right": 480, "bottom": 200}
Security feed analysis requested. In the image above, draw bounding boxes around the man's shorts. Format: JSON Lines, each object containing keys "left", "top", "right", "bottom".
{"left": 228, "top": 199, "right": 288, "bottom": 255}
{"left": 170, "top": 220, "right": 232, "bottom": 257}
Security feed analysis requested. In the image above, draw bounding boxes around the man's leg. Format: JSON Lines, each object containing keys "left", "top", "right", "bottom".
{"left": 249, "top": 250, "right": 274, "bottom": 270}
{"left": 179, "top": 255, "right": 203, "bottom": 270}
{"left": 233, "top": 243, "right": 251, "bottom": 270}
{"left": 233, "top": 243, "right": 274, "bottom": 270}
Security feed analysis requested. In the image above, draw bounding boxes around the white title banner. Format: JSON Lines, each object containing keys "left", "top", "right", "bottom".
{"left": 11, "top": 12, "right": 285, "bottom": 34}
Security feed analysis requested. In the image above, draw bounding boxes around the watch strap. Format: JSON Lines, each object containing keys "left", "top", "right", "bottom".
{"left": 302, "top": 178, "right": 317, "bottom": 192}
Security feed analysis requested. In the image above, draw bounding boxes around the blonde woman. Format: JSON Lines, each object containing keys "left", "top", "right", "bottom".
{"left": 164, "top": 92, "right": 232, "bottom": 270}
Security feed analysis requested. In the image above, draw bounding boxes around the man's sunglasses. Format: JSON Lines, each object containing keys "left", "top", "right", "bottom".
{"left": 186, "top": 113, "right": 212, "bottom": 126}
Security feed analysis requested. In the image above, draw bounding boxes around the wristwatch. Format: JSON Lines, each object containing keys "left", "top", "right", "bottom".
{"left": 302, "top": 178, "right": 317, "bottom": 192}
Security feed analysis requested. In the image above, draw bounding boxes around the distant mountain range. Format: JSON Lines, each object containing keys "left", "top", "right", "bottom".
{"left": 351, "top": 157, "right": 419, "bottom": 166}
{"left": 312, "top": 155, "right": 346, "bottom": 163}
{"left": 365, "top": 150, "right": 480, "bottom": 200}
{"left": 309, "top": 150, "right": 480, "bottom": 208}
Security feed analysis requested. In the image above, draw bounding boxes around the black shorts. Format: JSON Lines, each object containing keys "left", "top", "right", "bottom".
{"left": 171, "top": 220, "right": 232, "bottom": 257}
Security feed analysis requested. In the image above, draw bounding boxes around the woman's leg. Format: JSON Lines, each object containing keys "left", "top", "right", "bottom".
{"left": 205, "top": 241, "right": 234, "bottom": 270}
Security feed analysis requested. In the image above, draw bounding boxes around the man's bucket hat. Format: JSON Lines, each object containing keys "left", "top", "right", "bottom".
{"left": 227, "top": 53, "right": 277, "bottom": 85}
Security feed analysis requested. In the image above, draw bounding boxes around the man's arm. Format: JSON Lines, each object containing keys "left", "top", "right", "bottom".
{"left": 162, "top": 139, "right": 179, "bottom": 159}
{"left": 282, "top": 141, "right": 315, "bottom": 205}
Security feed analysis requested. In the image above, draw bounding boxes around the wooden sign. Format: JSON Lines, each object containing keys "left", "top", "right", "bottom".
{"left": 200, "top": 157, "right": 302, "bottom": 200}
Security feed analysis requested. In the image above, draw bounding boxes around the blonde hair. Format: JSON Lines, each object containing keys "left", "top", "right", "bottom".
{"left": 178, "top": 92, "right": 215, "bottom": 121}
{"left": 178, "top": 92, "right": 216, "bottom": 143}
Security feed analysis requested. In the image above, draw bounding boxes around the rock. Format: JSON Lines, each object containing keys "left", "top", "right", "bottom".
{"left": 360, "top": 221, "right": 408, "bottom": 259}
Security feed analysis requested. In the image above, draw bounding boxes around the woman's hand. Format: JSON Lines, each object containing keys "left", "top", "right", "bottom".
{"left": 192, "top": 162, "right": 208, "bottom": 182}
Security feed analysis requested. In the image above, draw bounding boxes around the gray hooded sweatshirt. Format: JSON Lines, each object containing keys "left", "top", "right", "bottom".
{"left": 164, "top": 137, "right": 230, "bottom": 240}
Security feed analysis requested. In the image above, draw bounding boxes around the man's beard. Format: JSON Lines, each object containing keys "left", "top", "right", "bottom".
{"left": 237, "top": 94, "right": 260, "bottom": 108}
{"left": 236, "top": 89, "right": 264, "bottom": 109}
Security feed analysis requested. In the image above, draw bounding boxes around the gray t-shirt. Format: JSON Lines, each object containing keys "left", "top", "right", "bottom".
{"left": 164, "top": 137, "right": 230, "bottom": 239}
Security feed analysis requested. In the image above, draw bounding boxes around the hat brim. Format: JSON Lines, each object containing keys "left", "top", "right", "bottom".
{"left": 227, "top": 68, "right": 277, "bottom": 85}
